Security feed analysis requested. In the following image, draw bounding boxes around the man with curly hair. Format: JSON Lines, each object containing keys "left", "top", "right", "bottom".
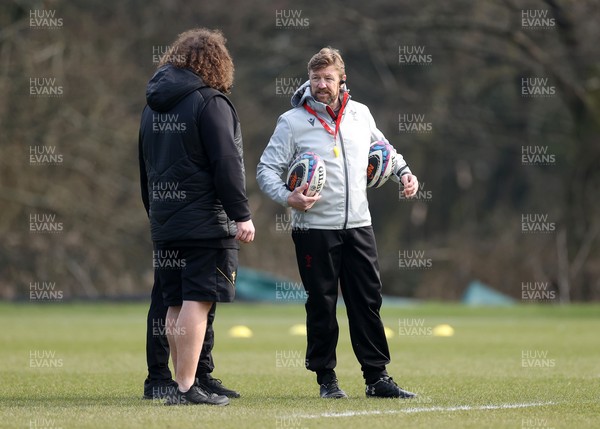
{"left": 139, "top": 28, "right": 255, "bottom": 406}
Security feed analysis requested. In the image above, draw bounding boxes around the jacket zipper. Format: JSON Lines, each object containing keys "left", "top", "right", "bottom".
{"left": 339, "top": 129, "right": 349, "bottom": 230}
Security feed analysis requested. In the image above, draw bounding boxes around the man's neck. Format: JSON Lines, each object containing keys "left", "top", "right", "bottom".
{"left": 326, "top": 97, "right": 341, "bottom": 119}
{"left": 330, "top": 99, "right": 340, "bottom": 111}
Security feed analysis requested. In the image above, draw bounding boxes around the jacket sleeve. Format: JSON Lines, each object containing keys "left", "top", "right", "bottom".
{"left": 256, "top": 115, "right": 295, "bottom": 207}
{"left": 138, "top": 127, "right": 150, "bottom": 217}
{"left": 366, "top": 107, "right": 411, "bottom": 183}
{"left": 200, "top": 96, "right": 251, "bottom": 222}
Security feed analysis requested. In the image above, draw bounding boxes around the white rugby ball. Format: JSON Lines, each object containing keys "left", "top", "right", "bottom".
{"left": 367, "top": 141, "right": 396, "bottom": 188}
{"left": 286, "top": 152, "right": 326, "bottom": 197}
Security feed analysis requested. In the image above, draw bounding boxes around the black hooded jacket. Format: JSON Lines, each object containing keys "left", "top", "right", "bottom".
{"left": 139, "top": 64, "right": 250, "bottom": 245}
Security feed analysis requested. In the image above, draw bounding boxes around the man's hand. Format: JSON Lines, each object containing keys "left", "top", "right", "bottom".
{"left": 287, "top": 183, "right": 321, "bottom": 211}
{"left": 235, "top": 219, "right": 255, "bottom": 243}
{"left": 401, "top": 174, "right": 419, "bottom": 198}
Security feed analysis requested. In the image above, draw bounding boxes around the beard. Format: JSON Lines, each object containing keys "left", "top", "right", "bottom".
{"left": 314, "top": 89, "right": 338, "bottom": 107}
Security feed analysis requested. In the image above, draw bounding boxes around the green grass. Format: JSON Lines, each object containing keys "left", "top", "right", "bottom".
{"left": 1, "top": 302, "right": 599, "bottom": 428}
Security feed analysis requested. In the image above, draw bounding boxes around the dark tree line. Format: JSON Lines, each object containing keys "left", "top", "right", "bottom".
{"left": 0, "top": 0, "right": 598, "bottom": 300}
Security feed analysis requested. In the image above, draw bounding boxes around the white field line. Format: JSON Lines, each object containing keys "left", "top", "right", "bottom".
{"left": 294, "top": 401, "right": 558, "bottom": 419}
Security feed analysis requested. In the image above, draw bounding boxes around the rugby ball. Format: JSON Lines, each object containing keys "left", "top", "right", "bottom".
{"left": 366, "top": 141, "right": 396, "bottom": 188}
{"left": 286, "top": 152, "right": 326, "bottom": 197}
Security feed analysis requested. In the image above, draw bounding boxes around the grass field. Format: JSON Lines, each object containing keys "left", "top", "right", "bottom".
{"left": 0, "top": 302, "right": 599, "bottom": 428}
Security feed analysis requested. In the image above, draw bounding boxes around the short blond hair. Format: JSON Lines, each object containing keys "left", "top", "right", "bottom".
{"left": 307, "top": 47, "right": 345, "bottom": 78}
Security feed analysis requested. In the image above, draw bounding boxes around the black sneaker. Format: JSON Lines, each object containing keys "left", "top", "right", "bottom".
{"left": 195, "top": 374, "right": 241, "bottom": 398}
{"left": 320, "top": 379, "right": 348, "bottom": 398}
{"left": 164, "top": 385, "right": 230, "bottom": 406}
{"left": 143, "top": 378, "right": 178, "bottom": 400}
{"left": 366, "top": 376, "right": 416, "bottom": 398}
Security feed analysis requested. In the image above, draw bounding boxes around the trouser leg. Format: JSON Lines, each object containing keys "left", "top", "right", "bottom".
{"left": 146, "top": 271, "right": 172, "bottom": 380}
{"left": 339, "top": 227, "right": 390, "bottom": 384}
{"left": 292, "top": 229, "right": 342, "bottom": 384}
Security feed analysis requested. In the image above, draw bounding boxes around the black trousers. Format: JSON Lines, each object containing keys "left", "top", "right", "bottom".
{"left": 146, "top": 270, "right": 215, "bottom": 381}
{"left": 292, "top": 226, "right": 390, "bottom": 384}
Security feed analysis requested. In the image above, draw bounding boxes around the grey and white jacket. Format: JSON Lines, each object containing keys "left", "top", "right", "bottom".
{"left": 257, "top": 81, "right": 411, "bottom": 230}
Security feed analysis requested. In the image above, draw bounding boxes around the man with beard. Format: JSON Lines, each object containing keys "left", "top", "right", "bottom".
{"left": 257, "top": 47, "right": 418, "bottom": 399}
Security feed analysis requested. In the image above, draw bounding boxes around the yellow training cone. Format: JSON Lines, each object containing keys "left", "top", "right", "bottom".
{"left": 432, "top": 324, "right": 454, "bottom": 337}
{"left": 289, "top": 324, "right": 307, "bottom": 336}
{"left": 228, "top": 325, "right": 253, "bottom": 338}
{"left": 384, "top": 326, "right": 395, "bottom": 339}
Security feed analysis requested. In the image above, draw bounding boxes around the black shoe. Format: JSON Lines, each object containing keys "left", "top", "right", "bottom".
{"left": 164, "top": 385, "right": 230, "bottom": 406}
{"left": 366, "top": 376, "right": 416, "bottom": 398}
{"left": 320, "top": 379, "right": 348, "bottom": 398}
{"left": 143, "top": 378, "right": 178, "bottom": 400}
{"left": 195, "top": 374, "right": 241, "bottom": 398}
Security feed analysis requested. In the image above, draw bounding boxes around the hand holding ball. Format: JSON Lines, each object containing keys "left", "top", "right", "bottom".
{"left": 286, "top": 152, "right": 326, "bottom": 197}
{"left": 286, "top": 152, "right": 324, "bottom": 211}
{"left": 367, "top": 141, "right": 397, "bottom": 188}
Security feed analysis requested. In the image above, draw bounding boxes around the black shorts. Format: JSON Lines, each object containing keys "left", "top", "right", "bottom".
{"left": 153, "top": 245, "right": 238, "bottom": 306}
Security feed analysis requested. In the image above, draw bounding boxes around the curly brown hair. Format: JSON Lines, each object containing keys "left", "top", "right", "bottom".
{"left": 159, "top": 28, "right": 234, "bottom": 93}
